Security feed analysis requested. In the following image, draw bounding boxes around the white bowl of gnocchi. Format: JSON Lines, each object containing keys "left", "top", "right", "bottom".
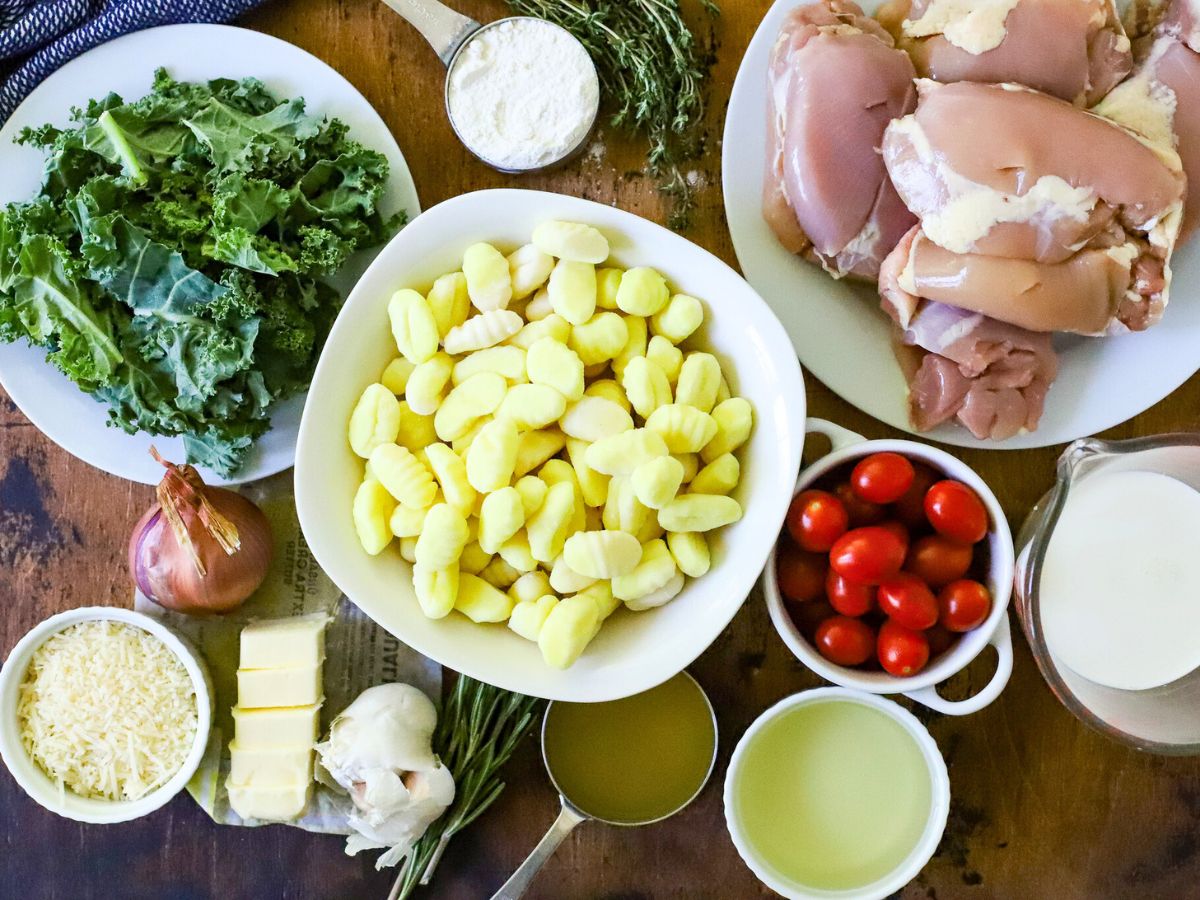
{"left": 295, "top": 189, "right": 806, "bottom": 701}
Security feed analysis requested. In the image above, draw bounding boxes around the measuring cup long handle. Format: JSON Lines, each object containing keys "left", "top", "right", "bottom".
{"left": 379, "top": 0, "right": 480, "bottom": 65}
{"left": 489, "top": 802, "right": 589, "bottom": 900}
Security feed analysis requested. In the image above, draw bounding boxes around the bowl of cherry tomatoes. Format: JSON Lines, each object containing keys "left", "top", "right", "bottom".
{"left": 764, "top": 420, "right": 1015, "bottom": 715}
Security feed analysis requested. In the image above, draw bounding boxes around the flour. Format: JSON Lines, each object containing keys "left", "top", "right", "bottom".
{"left": 447, "top": 18, "right": 600, "bottom": 171}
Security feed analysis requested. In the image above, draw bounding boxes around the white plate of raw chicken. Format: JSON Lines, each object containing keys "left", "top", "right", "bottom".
{"left": 723, "top": 0, "right": 1200, "bottom": 448}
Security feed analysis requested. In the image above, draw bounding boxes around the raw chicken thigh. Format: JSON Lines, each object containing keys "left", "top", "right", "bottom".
{"left": 764, "top": 0, "right": 917, "bottom": 278}
{"left": 878, "top": 0, "right": 1132, "bottom": 105}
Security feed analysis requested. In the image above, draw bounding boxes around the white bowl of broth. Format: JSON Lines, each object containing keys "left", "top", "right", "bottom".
{"left": 724, "top": 688, "right": 949, "bottom": 899}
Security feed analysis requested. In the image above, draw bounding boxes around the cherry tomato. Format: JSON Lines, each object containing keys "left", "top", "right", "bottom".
{"left": 790, "top": 598, "right": 836, "bottom": 640}
{"left": 851, "top": 452, "right": 915, "bottom": 504}
{"left": 815, "top": 615, "right": 876, "bottom": 667}
{"left": 829, "top": 527, "right": 907, "bottom": 585}
{"left": 925, "top": 624, "right": 957, "bottom": 660}
{"left": 939, "top": 579, "right": 993, "bottom": 632}
{"left": 833, "top": 482, "right": 886, "bottom": 527}
{"left": 786, "top": 490, "right": 849, "bottom": 553}
{"left": 877, "top": 573, "right": 939, "bottom": 630}
{"left": 826, "top": 570, "right": 875, "bottom": 617}
{"left": 924, "top": 480, "right": 988, "bottom": 545}
{"left": 776, "top": 544, "right": 827, "bottom": 603}
{"left": 877, "top": 620, "right": 930, "bottom": 677}
{"left": 906, "top": 535, "right": 973, "bottom": 589}
{"left": 892, "top": 463, "right": 940, "bottom": 529}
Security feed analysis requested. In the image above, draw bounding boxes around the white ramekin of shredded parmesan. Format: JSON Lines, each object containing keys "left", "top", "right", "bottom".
{"left": 0, "top": 608, "right": 212, "bottom": 823}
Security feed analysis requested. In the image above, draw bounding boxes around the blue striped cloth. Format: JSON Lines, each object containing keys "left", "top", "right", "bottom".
{"left": 0, "top": 0, "right": 269, "bottom": 122}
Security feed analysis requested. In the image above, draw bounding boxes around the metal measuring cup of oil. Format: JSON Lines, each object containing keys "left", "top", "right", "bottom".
{"left": 379, "top": 0, "right": 600, "bottom": 173}
{"left": 490, "top": 671, "right": 719, "bottom": 899}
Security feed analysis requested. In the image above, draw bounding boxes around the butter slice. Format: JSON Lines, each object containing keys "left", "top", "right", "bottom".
{"left": 237, "top": 664, "right": 323, "bottom": 709}
{"left": 227, "top": 780, "right": 313, "bottom": 822}
{"left": 232, "top": 704, "right": 321, "bottom": 748}
{"left": 229, "top": 741, "right": 314, "bottom": 787}
{"left": 239, "top": 613, "right": 329, "bottom": 669}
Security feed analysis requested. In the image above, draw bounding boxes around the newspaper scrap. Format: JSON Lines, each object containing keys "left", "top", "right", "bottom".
{"left": 134, "top": 471, "right": 440, "bottom": 835}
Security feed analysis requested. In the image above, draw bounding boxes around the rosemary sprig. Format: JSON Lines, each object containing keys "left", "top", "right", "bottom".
{"left": 506, "top": 0, "right": 721, "bottom": 230}
{"left": 391, "top": 676, "right": 544, "bottom": 899}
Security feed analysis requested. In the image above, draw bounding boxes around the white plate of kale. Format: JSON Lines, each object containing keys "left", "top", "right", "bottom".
{"left": 0, "top": 24, "right": 419, "bottom": 484}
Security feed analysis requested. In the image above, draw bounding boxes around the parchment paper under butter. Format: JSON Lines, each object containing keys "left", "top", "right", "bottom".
{"left": 134, "top": 471, "right": 441, "bottom": 834}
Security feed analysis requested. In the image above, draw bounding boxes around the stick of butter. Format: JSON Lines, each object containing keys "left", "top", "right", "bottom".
{"left": 231, "top": 705, "right": 321, "bottom": 748}
{"left": 228, "top": 782, "right": 313, "bottom": 822}
{"left": 237, "top": 664, "right": 324, "bottom": 709}
{"left": 239, "top": 613, "right": 329, "bottom": 669}
{"left": 229, "top": 742, "right": 314, "bottom": 787}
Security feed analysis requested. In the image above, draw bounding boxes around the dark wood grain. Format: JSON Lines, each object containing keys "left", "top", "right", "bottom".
{"left": 4, "top": 1, "right": 1200, "bottom": 898}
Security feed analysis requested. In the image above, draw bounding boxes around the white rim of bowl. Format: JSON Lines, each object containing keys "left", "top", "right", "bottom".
{"left": 0, "top": 607, "right": 213, "bottom": 823}
{"left": 723, "top": 687, "right": 951, "bottom": 900}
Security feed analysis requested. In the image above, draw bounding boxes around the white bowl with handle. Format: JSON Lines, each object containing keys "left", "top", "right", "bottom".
{"left": 294, "top": 189, "right": 807, "bottom": 702}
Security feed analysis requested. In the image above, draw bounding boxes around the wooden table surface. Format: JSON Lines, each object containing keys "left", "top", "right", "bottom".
{"left": 3, "top": 1, "right": 1200, "bottom": 898}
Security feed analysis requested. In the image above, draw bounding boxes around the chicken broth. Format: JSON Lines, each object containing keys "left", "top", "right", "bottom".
{"left": 542, "top": 673, "right": 715, "bottom": 824}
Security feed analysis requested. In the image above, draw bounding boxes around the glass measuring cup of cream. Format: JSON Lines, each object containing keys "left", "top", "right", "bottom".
{"left": 1016, "top": 434, "right": 1200, "bottom": 754}
{"left": 490, "top": 672, "right": 718, "bottom": 899}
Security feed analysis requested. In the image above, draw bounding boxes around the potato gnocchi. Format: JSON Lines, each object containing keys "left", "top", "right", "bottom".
{"left": 348, "top": 221, "right": 753, "bottom": 669}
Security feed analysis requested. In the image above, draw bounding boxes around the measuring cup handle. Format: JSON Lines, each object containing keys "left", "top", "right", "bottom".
{"left": 379, "top": 0, "right": 480, "bottom": 65}
{"left": 805, "top": 418, "right": 869, "bottom": 457}
{"left": 902, "top": 614, "right": 1014, "bottom": 716}
{"left": 489, "top": 801, "right": 588, "bottom": 900}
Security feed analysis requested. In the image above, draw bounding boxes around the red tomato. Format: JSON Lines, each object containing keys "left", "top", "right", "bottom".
{"left": 776, "top": 544, "right": 827, "bottom": 602}
{"left": 926, "top": 624, "right": 957, "bottom": 660}
{"left": 924, "top": 480, "right": 989, "bottom": 545}
{"left": 829, "top": 527, "right": 907, "bottom": 585}
{"left": 892, "top": 463, "right": 940, "bottom": 528}
{"left": 879, "top": 520, "right": 910, "bottom": 552}
{"left": 790, "top": 598, "right": 836, "bottom": 640}
{"left": 833, "top": 482, "right": 886, "bottom": 527}
{"left": 851, "top": 452, "right": 915, "bottom": 504}
{"left": 826, "top": 570, "right": 875, "bottom": 617}
{"left": 939, "top": 579, "right": 993, "bottom": 632}
{"left": 906, "top": 535, "right": 973, "bottom": 589}
{"left": 815, "top": 616, "right": 876, "bottom": 667}
{"left": 877, "top": 574, "right": 939, "bottom": 630}
{"left": 877, "top": 620, "right": 931, "bottom": 677}
{"left": 786, "top": 490, "right": 849, "bottom": 553}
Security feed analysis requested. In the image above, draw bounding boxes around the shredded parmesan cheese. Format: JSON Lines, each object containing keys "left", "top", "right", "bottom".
{"left": 17, "top": 621, "right": 198, "bottom": 802}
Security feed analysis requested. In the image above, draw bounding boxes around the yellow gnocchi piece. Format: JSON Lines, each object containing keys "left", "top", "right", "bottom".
{"left": 702, "top": 397, "right": 754, "bottom": 462}
{"left": 667, "top": 531, "right": 711, "bottom": 578}
{"left": 399, "top": 536, "right": 418, "bottom": 564}
{"left": 509, "top": 594, "right": 559, "bottom": 642}
{"left": 602, "top": 476, "right": 653, "bottom": 538}
{"left": 413, "top": 563, "right": 459, "bottom": 619}
{"left": 508, "top": 243, "right": 555, "bottom": 300}
{"left": 479, "top": 486, "right": 526, "bottom": 554}
{"left": 406, "top": 352, "right": 454, "bottom": 416}
{"left": 565, "top": 438, "right": 609, "bottom": 508}
{"left": 526, "top": 337, "right": 584, "bottom": 401}
{"left": 612, "top": 314, "right": 648, "bottom": 380}
{"left": 560, "top": 396, "right": 634, "bottom": 442}
{"left": 353, "top": 476, "right": 395, "bottom": 555}
{"left": 532, "top": 220, "right": 610, "bottom": 264}
{"left": 675, "top": 453, "right": 700, "bottom": 483}
{"left": 463, "top": 242, "right": 513, "bottom": 312}
{"left": 612, "top": 538, "right": 676, "bottom": 602}
{"left": 527, "top": 481, "right": 577, "bottom": 563}
{"left": 434, "top": 372, "right": 507, "bottom": 442}
{"left": 675, "top": 352, "right": 722, "bottom": 413}
{"left": 539, "top": 458, "right": 581, "bottom": 495}
{"left": 538, "top": 594, "right": 600, "bottom": 669}
{"left": 647, "top": 335, "right": 683, "bottom": 384}
{"left": 452, "top": 345, "right": 527, "bottom": 385}
{"left": 651, "top": 293, "right": 704, "bottom": 344}
{"left": 645, "top": 404, "right": 718, "bottom": 454}
{"left": 389, "top": 289, "right": 440, "bottom": 364}
{"left": 349, "top": 383, "right": 401, "bottom": 458}
{"left": 459, "top": 541, "right": 492, "bottom": 575}
{"left": 497, "top": 383, "right": 567, "bottom": 431}
{"left": 658, "top": 494, "right": 743, "bottom": 532}
{"left": 507, "top": 313, "right": 570, "bottom": 350}
{"left": 380, "top": 358, "right": 415, "bottom": 395}
{"left": 585, "top": 428, "right": 669, "bottom": 475}
{"left": 456, "top": 573, "right": 515, "bottom": 622}
{"left": 451, "top": 417, "right": 489, "bottom": 455}
{"left": 424, "top": 442, "right": 476, "bottom": 514}
{"left": 615, "top": 267, "right": 670, "bottom": 316}
{"left": 444, "top": 309, "right": 523, "bottom": 355}
{"left": 577, "top": 580, "right": 620, "bottom": 621}
{"left": 715, "top": 375, "right": 732, "bottom": 404}
{"left": 369, "top": 443, "right": 436, "bottom": 509}
{"left": 509, "top": 571, "right": 553, "bottom": 605}
{"left": 389, "top": 502, "right": 428, "bottom": 538}
{"left": 585, "top": 378, "right": 631, "bottom": 412}
{"left": 427, "top": 272, "right": 470, "bottom": 338}
{"left": 523, "top": 287, "right": 554, "bottom": 321}
{"left": 625, "top": 570, "right": 685, "bottom": 611}
{"left": 548, "top": 259, "right": 597, "bottom": 326}
{"left": 514, "top": 475, "right": 549, "bottom": 517}
{"left": 466, "top": 417, "right": 520, "bottom": 492}
{"left": 498, "top": 532, "right": 537, "bottom": 573}
{"left": 563, "top": 530, "right": 643, "bottom": 579}
{"left": 396, "top": 400, "right": 438, "bottom": 453}
{"left": 549, "top": 554, "right": 596, "bottom": 594}
{"left": 569, "top": 312, "right": 628, "bottom": 366}
{"left": 596, "top": 267, "right": 623, "bottom": 310}
{"left": 621, "top": 356, "right": 672, "bottom": 420}
{"left": 480, "top": 556, "right": 522, "bottom": 590}
{"left": 691, "top": 453, "right": 740, "bottom": 495}
{"left": 631, "top": 455, "right": 685, "bottom": 510}
{"left": 513, "top": 428, "right": 566, "bottom": 477}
